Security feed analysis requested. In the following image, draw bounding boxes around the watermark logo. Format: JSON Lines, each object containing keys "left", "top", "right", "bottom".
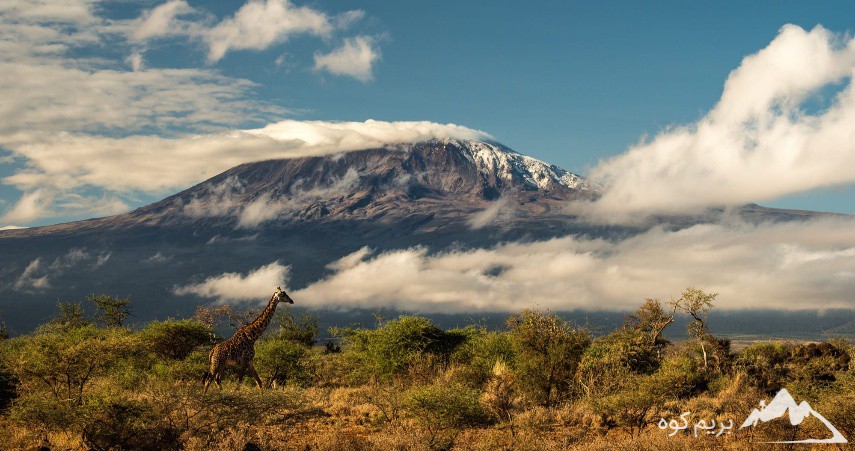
{"left": 659, "top": 388, "right": 847, "bottom": 444}
{"left": 739, "top": 388, "right": 847, "bottom": 444}
{"left": 658, "top": 412, "right": 734, "bottom": 437}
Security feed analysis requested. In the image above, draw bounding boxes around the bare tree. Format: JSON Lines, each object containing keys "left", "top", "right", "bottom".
{"left": 671, "top": 287, "right": 717, "bottom": 371}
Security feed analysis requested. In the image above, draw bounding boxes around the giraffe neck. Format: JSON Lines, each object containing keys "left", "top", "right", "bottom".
{"left": 242, "top": 294, "right": 279, "bottom": 342}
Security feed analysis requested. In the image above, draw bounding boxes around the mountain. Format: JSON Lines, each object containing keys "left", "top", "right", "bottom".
{"left": 740, "top": 389, "right": 847, "bottom": 443}
{"left": 0, "top": 139, "right": 831, "bottom": 332}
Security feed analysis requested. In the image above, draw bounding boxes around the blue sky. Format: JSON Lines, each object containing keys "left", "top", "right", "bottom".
{"left": 1, "top": 0, "right": 855, "bottom": 227}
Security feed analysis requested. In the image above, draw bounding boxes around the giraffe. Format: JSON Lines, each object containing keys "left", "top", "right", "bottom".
{"left": 203, "top": 287, "right": 294, "bottom": 392}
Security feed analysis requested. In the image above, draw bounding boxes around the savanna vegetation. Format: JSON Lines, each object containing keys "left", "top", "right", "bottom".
{"left": 0, "top": 288, "right": 852, "bottom": 450}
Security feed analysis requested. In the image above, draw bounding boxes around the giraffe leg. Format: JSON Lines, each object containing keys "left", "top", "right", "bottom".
{"left": 248, "top": 363, "right": 263, "bottom": 390}
{"left": 237, "top": 365, "right": 247, "bottom": 387}
{"left": 206, "top": 365, "right": 224, "bottom": 393}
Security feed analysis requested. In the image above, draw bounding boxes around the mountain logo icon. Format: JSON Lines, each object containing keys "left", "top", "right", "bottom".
{"left": 739, "top": 388, "right": 847, "bottom": 443}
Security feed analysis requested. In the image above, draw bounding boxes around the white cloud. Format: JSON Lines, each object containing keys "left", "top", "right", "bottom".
{"left": 0, "top": 1, "right": 281, "bottom": 137}
{"left": 293, "top": 217, "right": 855, "bottom": 312}
{"left": 333, "top": 10, "right": 366, "bottom": 29}
{"left": 1, "top": 118, "right": 485, "bottom": 223}
{"left": 0, "top": 0, "right": 98, "bottom": 25}
{"left": 5, "top": 120, "right": 488, "bottom": 196}
{"left": 0, "top": 189, "right": 129, "bottom": 224}
{"left": 144, "top": 252, "right": 171, "bottom": 264}
{"left": 131, "top": 0, "right": 198, "bottom": 42}
{"left": 183, "top": 175, "right": 245, "bottom": 219}
{"left": 236, "top": 194, "right": 284, "bottom": 228}
{"left": 14, "top": 258, "right": 49, "bottom": 291}
{"left": 236, "top": 166, "right": 361, "bottom": 227}
{"left": 587, "top": 25, "right": 855, "bottom": 222}
{"left": 0, "top": 225, "right": 27, "bottom": 230}
{"left": 174, "top": 262, "right": 290, "bottom": 303}
{"left": 125, "top": 51, "right": 144, "bottom": 71}
{"left": 206, "top": 233, "right": 258, "bottom": 245}
{"left": 10, "top": 247, "right": 109, "bottom": 291}
{"left": 129, "top": 0, "right": 367, "bottom": 65}
{"left": 0, "top": 189, "right": 53, "bottom": 223}
{"left": 313, "top": 36, "right": 380, "bottom": 82}
{"left": 468, "top": 196, "right": 513, "bottom": 229}
{"left": 182, "top": 167, "right": 362, "bottom": 228}
{"left": 0, "top": 1, "right": 388, "bottom": 224}
{"left": 206, "top": 0, "right": 333, "bottom": 63}
{"left": 0, "top": 0, "right": 297, "bottom": 224}
{"left": 93, "top": 251, "right": 111, "bottom": 269}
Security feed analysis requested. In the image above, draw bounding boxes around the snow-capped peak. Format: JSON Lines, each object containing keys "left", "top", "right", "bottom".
{"left": 446, "top": 139, "right": 592, "bottom": 191}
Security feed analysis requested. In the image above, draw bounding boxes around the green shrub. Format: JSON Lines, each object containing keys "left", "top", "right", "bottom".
{"left": 507, "top": 309, "right": 590, "bottom": 406}
{"left": 587, "top": 370, "right": 665, "bottom": 436}
{"left": 4, "top": 325, "right": 139, "bottom": 406}
{"left": 577, "top": 327, "right": 662, "bottom": 397}
{"left": 82, "top": 399, "right": 182, "bottom": 450}
{"left": 452, "top": 329, "right": 516, "bottom": 386}
{"left": 254, "top": 338, "right": 310, "bottom": 387}
{"left": 336, "top": 315, "right": 468, "bottom": 382}
{"left": 736, "top": 342, "right": 792, "bottom": 393}
{"left": 405, "top": 382, "right": 492, "bottom": 443}
{"left": 275, "top": 308, "right": 319, "bottom": 346}
{"left": 140, "top": 319, "right": 216, "bottom": 360}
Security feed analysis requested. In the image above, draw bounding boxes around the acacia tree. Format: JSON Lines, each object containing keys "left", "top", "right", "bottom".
{"left": 88, "top": 294, "right": 131, "bottom": 328}
{"left": 625, "top": 298, "right": 675, "bottom": 359}
{"left": 671, "top": 287, "right": 717, "bottom": 371}
{"left": 507, "top": 309, "right": 590, "bottom": 406}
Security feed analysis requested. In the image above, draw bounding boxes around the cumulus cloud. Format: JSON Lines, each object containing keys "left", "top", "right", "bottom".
{"left": 174, "top": 262, "right": 290, "bottom": 303}
{"left": 0, "top": 0, "right": 378, "bottom": 224}
{"left": 127, "top": 0, "right": 367, "bottom": 64}
{"left": 0, "top": 2, "right": 281, "bottom": 139}
{"left": 292, "top": 218, "right": 855, "bottom": 312}
{"left": 587, "top": 25, "right": 855, "bottom": 222}
{"left": 313, "top": 36, "right": 380, "bottom": 82}
{"left": 206, "top": 0, "right": 334, "bottom": 63}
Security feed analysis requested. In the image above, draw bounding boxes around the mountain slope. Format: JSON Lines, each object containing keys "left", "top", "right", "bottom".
{"left": 0, "top": 139, "right": 834, "bottom": 331}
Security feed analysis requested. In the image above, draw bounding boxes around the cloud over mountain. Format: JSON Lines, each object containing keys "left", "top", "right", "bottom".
{"left": 587, "top": 25, "right": 855, "bottom": 222}
{"left": 174, "top": 262, "right": 291, "bottom": 303}
{"left": 0, "top": 0, "right": 383, "bottom": 225}
{"left": 288, "top": 217, "right": 855, "bottom": 312}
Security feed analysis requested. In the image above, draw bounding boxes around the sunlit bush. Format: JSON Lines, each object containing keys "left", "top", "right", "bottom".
{"left": 405, "top": 382, "right": 492, "bottom": 447}
{"left": 335, "top": 315, "right": 468, "bottom": 382}
{"left": 140, "top": 319, "right": 216, "bottom": 360}
{"left": 254, "top": 338, "right": 310, "bottom": 387}
{"left": 507, "top": 309, "right": 590, "bottom": 406}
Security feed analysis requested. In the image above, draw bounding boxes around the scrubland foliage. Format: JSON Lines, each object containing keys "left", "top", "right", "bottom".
{"left": 0, "top": 288, "right": 852, "bottom": 450}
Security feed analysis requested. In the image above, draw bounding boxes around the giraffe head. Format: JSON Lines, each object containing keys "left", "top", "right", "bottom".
{"left": 273, "top": 286, "right": 294, "bottom": 304}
